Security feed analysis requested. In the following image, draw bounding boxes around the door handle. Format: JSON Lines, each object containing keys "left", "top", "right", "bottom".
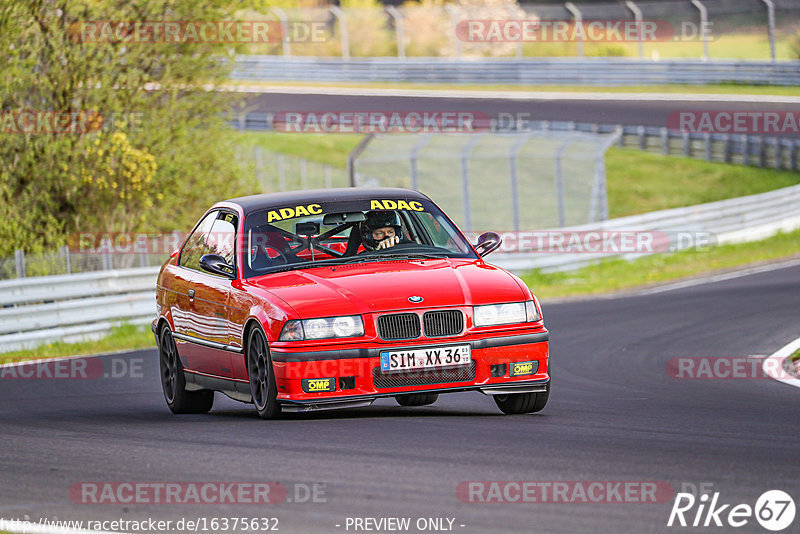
{"left": 188, "top": 289, "right": 195, "bottom": 299}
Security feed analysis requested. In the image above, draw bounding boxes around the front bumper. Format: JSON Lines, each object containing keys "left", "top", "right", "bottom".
{"left": 271, "top": 331, "right": 549, "bottom": 410}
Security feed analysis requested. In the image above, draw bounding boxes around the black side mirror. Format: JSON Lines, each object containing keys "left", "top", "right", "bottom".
{"left": 200, "top": 254, "right": 235, "bottom": 278}
{"left": 474, "top": 232, "right": 502, "bottom": 257}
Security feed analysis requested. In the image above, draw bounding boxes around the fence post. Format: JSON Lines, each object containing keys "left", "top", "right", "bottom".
{"left": 101, "top": 238, "right": 113, "bottom": 270}
{"left": 743, "top": 135, "right": 750, "bottom": 166}
{"left": 637, "top": 125, "right": 646, "bottom": 150}
{"left": 63, "top": 245, "right": 71, "bottom": 274}
{"left": 386, "top": 6, "right": 405, "bottom": 59}
{"left": 723, "top": 134, "right": 731, "bottom": 163}
{"left": 277, "top": 153, "right": 286, "bottom": 190}
{"left": 460, "top": 135, "right": 483, "bottom": 232}
{"left": 509, "top": 133, "right": 531, "bottom": 232}
{"left": 300, "top": 158, "right": 308, "bottom": 189}
{"left": 347, "top": 133, "right": 375, "bottom": 187}
{"left": 554, "top": 137, "right": 574, "bottom": 227}
{"left": 757, "top": 136, "right": 766, "bottom": 167}
{"left": 660, "top": 127, "right": 669, "bottom": 154}
{"left": 771, "top": 137, "right": 781, "bottom": 169}
{"left": 407, "top": 134, "right": 433, "bottom": 190}
{"left": 704, "top": 133, "right": 712, "bottom": 161}
{"left": 682, "top": 132, "right": 690, "bottom": 156}
{"left": 564, "top": 2, "right": 584, "bottom": 58}
{"left": 791, "top": 140, "right": 798, "bottom": 172}
{"left": 761, "top": 0, "right": 776, "bottom": 62}
{"left": 690, "top": 0, "right": 710, "bottom": 61}
{"left": 330, "top": 6, "right": 350, "bottom": 60}
{"left": 624, "top": 1, "right": 645, "bottom": 59}
{"left": 15, "top": 249, "right": 25, "bottom": 278}
{"left": 272, "top": 7, "right": 291, "bottom": 57}
{"left": 445, "top": 5, "right": 462, "bottom": 58}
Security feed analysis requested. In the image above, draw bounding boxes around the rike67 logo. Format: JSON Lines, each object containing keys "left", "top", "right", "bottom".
{"left": 667, "top": 489, "right": 795, "bottom": 531}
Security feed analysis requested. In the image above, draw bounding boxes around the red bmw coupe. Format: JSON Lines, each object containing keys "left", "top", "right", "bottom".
{"left": 152, "top": 188, "right": 549, "bottom": 418}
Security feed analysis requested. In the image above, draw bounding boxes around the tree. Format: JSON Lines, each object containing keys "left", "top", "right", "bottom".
{"left": 0, "top": 0, "right": 255, "bottom": 255}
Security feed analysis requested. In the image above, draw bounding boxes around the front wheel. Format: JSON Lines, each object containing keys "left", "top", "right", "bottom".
{"left": 494, "top": 382, "right": 549, "bottom": 415}
{"left": 395, "top": 393, "right": 438, "bottom": 407}
{"left": 247, "top": 326, "right": 281, "bottom": 419}
{"left": 159, "top": 327, "right": 214, "bottom": 414}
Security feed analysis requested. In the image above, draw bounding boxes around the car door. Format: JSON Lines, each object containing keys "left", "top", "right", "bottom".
{"left": 174, "top": 210, "right": 238, "bottom": 378}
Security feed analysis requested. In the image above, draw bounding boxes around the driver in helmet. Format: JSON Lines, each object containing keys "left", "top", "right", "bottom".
{"left": 360, "top": 210, "right": 407, "bottom": 251}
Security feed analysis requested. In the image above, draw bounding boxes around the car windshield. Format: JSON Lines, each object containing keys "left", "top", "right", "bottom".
{"left": 242, "top": 197, "right": 477, "bottom": 278}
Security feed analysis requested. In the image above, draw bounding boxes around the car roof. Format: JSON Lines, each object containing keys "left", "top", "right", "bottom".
{"left": 222, "top": 187, "right": 431, "bottom": 215}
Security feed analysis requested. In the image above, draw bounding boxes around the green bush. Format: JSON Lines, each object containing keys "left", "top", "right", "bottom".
{"left": 0, "top": 1, "right": 257, "bottom": 256}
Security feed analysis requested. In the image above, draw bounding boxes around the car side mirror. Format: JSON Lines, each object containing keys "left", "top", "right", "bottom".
{"left": 200, "top": 254, "right": 235, "bottom": 278}
{"left": 474, "top": 232, "right": 502, "bottom": 257}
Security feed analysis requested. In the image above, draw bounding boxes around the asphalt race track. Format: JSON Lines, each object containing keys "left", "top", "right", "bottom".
{"left": 1, "top": 262, "right": 798, "bottom": 534}
{"left": 244, "top": 91, "right": 800, "bottom": 132}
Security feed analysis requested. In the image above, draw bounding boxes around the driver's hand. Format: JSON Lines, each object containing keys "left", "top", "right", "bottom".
{"left": 376, "top": 236, "right": 400, "bottom": 250}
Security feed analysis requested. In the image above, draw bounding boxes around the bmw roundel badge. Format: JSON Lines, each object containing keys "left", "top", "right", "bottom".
{"left": 408, "top": 296, "right": 424, "bottom": 303}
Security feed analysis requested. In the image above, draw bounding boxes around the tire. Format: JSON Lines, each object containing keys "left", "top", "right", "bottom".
{"left": 494, "top": 382, "right": 550, "bottom": 415}
{"left": 247, "top": 325, "right": 281, "bottom": 419}
{"left": 159, "top": 327, "right": 214, "bottom": 414}
{"left": 395, "top": 393, "right": 438, "bottom": 407}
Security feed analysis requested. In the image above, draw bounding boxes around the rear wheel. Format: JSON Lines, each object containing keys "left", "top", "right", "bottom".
{"left": 494, "top": 382, "right": 549, "bottom": 415}
{"left": 159, "top": 327, "right": 214, "bottom": 414}
{"left": 247, "top": 326, "right": 281, "bottom": 419}
{"left": 395, "top": 393, "right": 438, "bottom": 407}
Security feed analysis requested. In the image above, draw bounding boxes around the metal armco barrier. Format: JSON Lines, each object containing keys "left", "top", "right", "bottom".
{"left": 2, "top": 184, "right": 799, "bottom": 350}
{"left": 231, "top": 56, "right": 800, "bottom": 86}
{"left": 0, "top": 267, "right": 158, "bottom": 353}
{"left": 489, "top": 182, "right": 800, "bottom": 273}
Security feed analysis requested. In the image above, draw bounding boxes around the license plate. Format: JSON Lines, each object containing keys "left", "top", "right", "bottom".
{"left": 380, "top": 344, "right": 471, "bottom": 373}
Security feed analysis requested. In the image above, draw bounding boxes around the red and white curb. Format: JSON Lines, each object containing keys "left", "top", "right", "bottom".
{"left": 762, "top": 336, "right": 800, "bottom": 389}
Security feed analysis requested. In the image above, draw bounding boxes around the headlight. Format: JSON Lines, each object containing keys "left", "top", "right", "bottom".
{"left": 279, "top": 315, "right": 365, "bottom": 341}
{"left": 473, "top": 301, "right": 540, "bottom": 327}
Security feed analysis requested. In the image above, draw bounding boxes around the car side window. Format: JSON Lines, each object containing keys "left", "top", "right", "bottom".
{"left": 206, "top": 214, "right": 238, "bottom": 268}
{"left": 179, "top": 210, "right": 218, "bottom": 271}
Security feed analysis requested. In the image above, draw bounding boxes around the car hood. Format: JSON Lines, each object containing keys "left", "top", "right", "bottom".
{"left": 245, "top": 258, "right": 527, "bottom": 317}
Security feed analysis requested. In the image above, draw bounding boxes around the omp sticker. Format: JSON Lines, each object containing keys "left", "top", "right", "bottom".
{"left": 509, "top": 361, "right": 537, "bottom": 376}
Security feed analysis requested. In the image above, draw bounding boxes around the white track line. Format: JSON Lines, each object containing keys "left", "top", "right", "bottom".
{"left": 763, "top": 336, "right": 800, "bottom": 390}
{"left": 223, "top": 84, "right": 800, "bottom": 103}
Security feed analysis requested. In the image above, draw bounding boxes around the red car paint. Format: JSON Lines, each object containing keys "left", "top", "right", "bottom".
{"left": 153, "top": 188, "right": 549, "bottom": 414}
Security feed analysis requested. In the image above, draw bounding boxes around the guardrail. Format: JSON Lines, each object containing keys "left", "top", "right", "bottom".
{"left": 2, "top": 183, "right": 799, "bottom": 351}
{"left": 0, "top": 267, "right": 158, "bottom": 353}
{"left": 488, "top": 182, "right": 800, "bottom": 273}
{"left": 231, "top": 57, "right": 800, "bottom": 86}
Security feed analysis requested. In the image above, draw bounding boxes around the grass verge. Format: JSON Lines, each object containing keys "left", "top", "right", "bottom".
{"left": 0, "top": 323, "right": 155, "bottom": 365}
{"left": 229, "top": 80, "right": 800, "bottom": 97}
{"left": 521, "top": 229, "right": 800, "bottom": 300}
